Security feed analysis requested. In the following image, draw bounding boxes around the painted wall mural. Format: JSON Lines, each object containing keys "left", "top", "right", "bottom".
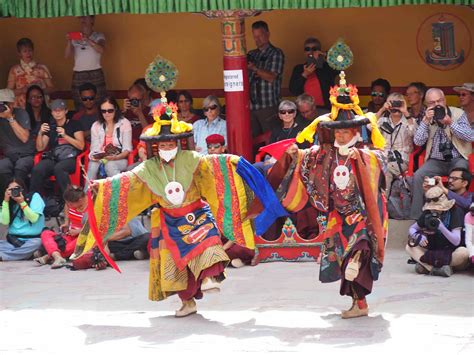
{"left": 417, "top": 13, "right": 471, "bottom": 71}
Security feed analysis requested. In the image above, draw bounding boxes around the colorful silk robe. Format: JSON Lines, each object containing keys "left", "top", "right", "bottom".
{"left": 268, "top": 145, "right": 388, "bottom": 284}
{"left": 73, "top": 151, "right": 286, "bottom": 301}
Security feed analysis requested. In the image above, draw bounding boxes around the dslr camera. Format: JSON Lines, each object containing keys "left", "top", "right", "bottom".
{"left": 129, "top": 98, "right": 140, "bottom": 107}
{"left": 387, "top": 150, "right": 402, "bottom": 163}
{"left": 423, "top": 211, "right": 441, "bottom": 231}
{"left": 439, "top": 141, "right": 453, "bottom": 161}
{"left": 10, "top": 186, "right": 23, "bottom": 198}
{"left": 432, "top": 105, "right": 446, "bottom": 121}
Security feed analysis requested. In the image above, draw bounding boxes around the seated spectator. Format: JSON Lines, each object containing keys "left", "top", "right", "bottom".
{"left": 206, "top": 134, "right": 226, "bottom": 154}
{"left": 270, "top": 100, "right": 303, "bottom": 143}
{"left": 7, "top": 38, "right": 54, "bottom": 109}
{"left": 0, "top": 178, "right": 45, "bottom": 261}
{"left": 433, "top": 167, "right": 472, "bottom": 213}
{"left": 25, "top": 85, "right": 51, "bottom": 134}
{"left": 72, "top": 82, "right": 99, "bottom": 139}
{"left": 453, "top": 83, "right": 474, "bottom": 128}
{"left": 177, "top": 90, "right": 201, "bottom": 124}
{"left": 410, "top": 88, "right": 473, "bottom": 219}
{"left": 87, "top": 96, "right": 132, "bottom": 180}
{"left": 465, "top": 203, "right": 474, "bottom": 265}
{"left": 295, "top": 93, "right": 320, "bottom": 127}
{"left": 123, "top": 82, "right": 153, "bottom": 141}
{"left": 30, "top": 99, "right": 85, "bottom": 195}
{"left": 405, "top": 82, "right": 427, "bottom": 124}
{"left": 366, "top": 78, "right": 391, "bottom": 113}
{"left": 289, "top": 37, "right": 338, "bottom": 110}
{"left": 65, "top": 15, "right": 106, "bottom": 109}
{"left": 133, "top": 78, "right": 153, "bottom": 107}
{"left": 106, "top": 217, "right": 150, "bottom": 261}
{"left": 376, "top": 93, "right": 417, "bottom": 195}
{"left": 193, "top": 95, "right": 226, "bottom": 154}
{"left": 0, "top": 89, "right": 36, "bottom": 195}
{"left": 34, "top": 185, "right": 86, "bottom": 268}
{"left": 406, "top": 186, "right": 469, "bottom": 276}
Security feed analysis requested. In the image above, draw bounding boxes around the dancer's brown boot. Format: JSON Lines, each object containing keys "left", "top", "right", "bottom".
{"left": 175, "top": 298, "right": 197, "bottom": 318}
{"left": 341, "top": 298, "right": 369, "bottom": 319}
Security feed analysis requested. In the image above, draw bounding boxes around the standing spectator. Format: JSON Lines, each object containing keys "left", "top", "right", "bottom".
{"left": 123, "top": 82, "right": 153, "bottom": 141}
{"left": 7, "top": 38, "right": 54, "bottom": 109}
{"left": 177, "top": 90, "right": 201, "bottom": 124}
{"left": 454, "top": 83, "right": 474, "bottom": 128}
{"left": 289, "top": 37, "right": 338, "bottom": 110}
{"left": 405, "top": 82, "right": 427, "bottom": 124}
{"left": 34, "top": 185, "right": 86, "bottom": 268}
{"left": 72, "top": 82, "right": 99, "bottom": 139}
{"left": 206, "top": 134, "right": 226, "bottom": 154}
{"left": 410, "top": 88, "right": 473, "bottom": 219}
{"left": 30, "top": 99, "right": 85, "bottom": 195}
{"left": 0, "top": 178, "right": 45, "bottom": 261}
{"left": 65, "top": 15, "right": 106, "bottom": 109}
{"left": 248, "top": 21, "right": 285, "bottom": 137}
{"left": 0, "top": 89, "right": 35, "bottom": 196}
{"left": 377, "top": 93, "right": 417, "bottom": 196}
{"left": 193, "top": 96, "right": 227, "bottom": 154}
{"left": 25, "top": 85, "right": 51, "bottom": 134}
{"left": 406, "top": 186, "right": 469, "bottom": 276}
{"left": 434, "top": 167, "right": 472, "bottom": 213}
{"left": 366, "top": 78, "right": 391, "bottom": 113}
{"left": 87, "top": 96, "right": 132, "bottom": 180}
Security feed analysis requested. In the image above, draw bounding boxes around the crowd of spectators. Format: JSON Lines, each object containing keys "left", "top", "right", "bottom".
{"left": 0, "top": 18, "right": 473, "bottom": 274}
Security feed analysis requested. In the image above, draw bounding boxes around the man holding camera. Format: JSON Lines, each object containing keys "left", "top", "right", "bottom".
{"left": 123, "top": 82, "right": 153, "bottom": 141}
{"left": 410, "top": 88, "right": 473, "bottom": 220}
{"left": 289, "top": 37, "right": 339, "bottom": 111}
{"left": 0, "top": 88, "right": 35, "bottom": 196}
{"left": 406, "top": 186, "right": 469, "bottom": 277}
{"left": 247, "top": 21, "right": 285, "bottom": 137}
{"left": 432, "top": 167, "right": 472, "bottom": 213}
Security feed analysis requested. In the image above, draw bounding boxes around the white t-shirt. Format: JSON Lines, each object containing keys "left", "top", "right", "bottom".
{"left": 72, "top": 32, "right": 105, "bottom": 72}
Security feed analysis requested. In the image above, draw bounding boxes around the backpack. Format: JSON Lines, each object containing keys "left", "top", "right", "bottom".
{"left": 43, "top": 195, "right": 65, "bottom": 218}
{"left": 387, "top": 176, "right": 413, "bottom": 220}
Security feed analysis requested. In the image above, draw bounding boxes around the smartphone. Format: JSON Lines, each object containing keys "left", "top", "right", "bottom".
{"left": 68, "top": 32, "right": 83, "bottom": 41}
{"left": 306, "top": 54, "right": 318, "bottom": 66}
{"left": 426, "top": 178, "right": 436, "bottom": 186}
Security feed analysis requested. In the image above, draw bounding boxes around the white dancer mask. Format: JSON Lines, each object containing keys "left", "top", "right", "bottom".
{"left": 165, "top": 181, "right": 185, "bottom": 205}
{"left": 159, "top": 147, "right": 178, "bottom": 162}
{"left": 333, "top": 165, "right": 350, "bottom": 190}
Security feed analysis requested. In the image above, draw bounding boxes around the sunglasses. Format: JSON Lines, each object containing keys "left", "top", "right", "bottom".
{"left": 207, "top": 144, "right": 222, "bottom": 149}
{"left": 304, "top": 46, "right": 320, "bottom": 52}
{"left": 279, "top": 109, "right": 296, "bottom": 115}
{"left": 178, "top": 99, "right": 190, "bottom": 103}
{"left": 100, "top": 109, "right": 115, "bottom": 114}
{"left": 30, "top": 95, "right": 43, "bottom": 100}
{"left": 203, "top": 105, "right": 218, "bottom": 112}
{"left": 81, "top": 96, "right": 96, "bottom": 101}
{"left": 425, "top": 194, "right": 443, "bottom": 203}
{"left": 458, "top": 93, "right": 471, "bottom": 97}
{"left": 371, "top": 92, "right": 385, "bottom": 97}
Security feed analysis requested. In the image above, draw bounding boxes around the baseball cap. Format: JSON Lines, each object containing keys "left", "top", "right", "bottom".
{"left": 50, "top": 99, "right": 67, "bottom": 110}
{"left": 0, "top": 88, "right": 15, "bottom": 103}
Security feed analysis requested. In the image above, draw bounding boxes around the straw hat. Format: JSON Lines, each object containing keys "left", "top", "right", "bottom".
{"left": 422, "top": 186, "right": 455, "bottom": 212}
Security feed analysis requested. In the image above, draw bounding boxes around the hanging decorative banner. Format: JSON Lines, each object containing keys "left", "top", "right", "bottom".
{"left": 223, "top": 70, "right": 244, "bottom": 92}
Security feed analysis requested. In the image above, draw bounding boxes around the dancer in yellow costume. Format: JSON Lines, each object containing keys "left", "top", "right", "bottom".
{"left": 72, "top": 100, "right": 286, "bottom": 317}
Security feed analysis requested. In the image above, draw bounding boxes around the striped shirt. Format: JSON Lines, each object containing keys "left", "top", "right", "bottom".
{"left": 248, "top": 43, "right": 285, "bottom": 111}
{"left": 414, "top": 111, "right": 473, "bottom": 160}
{"left": 68, "top": 207, "right": 84, "bottom": 230}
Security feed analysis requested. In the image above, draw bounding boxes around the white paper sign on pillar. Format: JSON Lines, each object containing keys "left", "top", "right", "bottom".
{"left": 223, "top": 70, "right": 244, "bottom": 92}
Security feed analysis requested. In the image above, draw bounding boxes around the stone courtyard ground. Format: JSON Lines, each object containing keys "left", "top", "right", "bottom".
{"left": 1, "top": 220, "right": 473, "bottom": 354}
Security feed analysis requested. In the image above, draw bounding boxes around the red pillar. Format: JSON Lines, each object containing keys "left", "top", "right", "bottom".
{"left": 203, "top": 10, "right": 259, "bottom": 161}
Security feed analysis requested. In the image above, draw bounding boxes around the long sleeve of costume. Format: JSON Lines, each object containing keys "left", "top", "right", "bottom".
{"left": 72, "top": 170, "right": 157, "bottom": 258}
{"left": 1, "top": 201, "right": 9, "bottom": 225}
{"left": 195, "top": 154, "right": 287, "bottom": 249}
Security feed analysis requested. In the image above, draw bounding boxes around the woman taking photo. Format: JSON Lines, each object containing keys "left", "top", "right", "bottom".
{"left": 0, "top": 179, "right": 45, "bottom": 261}
{"left": 87, "top": 96, "right": 132, "bottom": 180}
{"left": 25, "top": 85, "right": 51, "bottom": 134}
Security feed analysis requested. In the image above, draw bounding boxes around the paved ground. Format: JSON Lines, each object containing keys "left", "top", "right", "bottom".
{"left": 1, "top": 220, "right": 473, "bottom": 354}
